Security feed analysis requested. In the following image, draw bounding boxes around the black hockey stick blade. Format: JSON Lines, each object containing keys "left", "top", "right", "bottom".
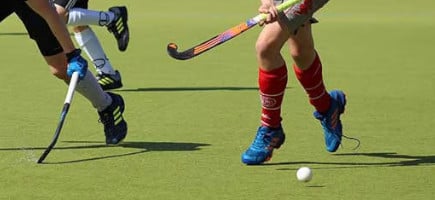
{"left": 37, "top": 104, "right": 70, "bottom": 163}
{"left": 167, "top": 43, "right": 195, "bottom": 60}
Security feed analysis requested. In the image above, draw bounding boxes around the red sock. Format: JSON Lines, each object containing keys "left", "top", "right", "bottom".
{"left": 293, "top": 53, "right": 330, "bottom": 113}
{"left": 259, "top": 65, "right": 288, "bottom": 128}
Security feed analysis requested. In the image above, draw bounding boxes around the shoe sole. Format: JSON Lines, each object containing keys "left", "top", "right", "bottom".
{"left": 330, "top": 90, "right": 346, "bottom": 113}
{"left": 326, "top": 90, "right": 346, "bottom": 152}
{"left": 117, "top": 7, "right": 129, "bottom": 51}
{"left": 108, "top": 7, "right": 129, "bottom": 51}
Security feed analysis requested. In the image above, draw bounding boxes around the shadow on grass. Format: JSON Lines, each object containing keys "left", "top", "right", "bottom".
{"left": 0, "top": 141, "right": 210, "bottom": 164}
{"left": 261, "top": 152, "right": 435, "bottom": 170}
{"left": 0, "top": 32, "right": 73, "bottom": 36}
{"left": 62, "top": 140, "right": 210, "bottom": 151}
{"left": 115, "top": 86, "right": 260, "bottom": 92}
{"left": 0, "top": 32, "right": 28, "bottom": 36}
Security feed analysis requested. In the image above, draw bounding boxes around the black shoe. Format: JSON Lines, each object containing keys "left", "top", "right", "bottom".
{"left": 96, "top": 70, "right": 123, "bottom": 90}
{"left": 98, "top": 92, "right": 127, "bottom": 145}
{"left": 107, "top": 6, "right": 129, "bottom": 52}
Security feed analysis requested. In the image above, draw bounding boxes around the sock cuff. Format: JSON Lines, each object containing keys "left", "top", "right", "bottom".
{"left": 68, "top": 8, "right": 115, "bottom": 26}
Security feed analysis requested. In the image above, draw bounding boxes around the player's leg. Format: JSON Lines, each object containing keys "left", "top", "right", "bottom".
{"left": 289, "top": 23, "right": 329, "bottom": 111}
{"left": 54, "top": 0, "right": 124, "bottom": 90}
{"left": 15, "top": 2, "right": 127, "bottom": 144}
{"left": 241, "top": 0, "right": 335, "bottom": 165}
{"left": 286, "top": 1, "right": 345, "bottom": 152}
{"left": 46, "top": 53, "right": 127, "bottom": 144}
{"left": 56, "top": 0, "right": 129, "bottom": 51}
{"left": 241, "top": 18, "right": 292, "bottom": 165}
{"left": 73, "top": 25, "right": 123, "bottom": 90}
{"left": 46, "top": 53, "right": 128, "bottom": 144}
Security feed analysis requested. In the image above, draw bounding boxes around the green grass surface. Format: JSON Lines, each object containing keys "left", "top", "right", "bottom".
{"left": 0, "top": 0, "right": 434, "bottom": 199}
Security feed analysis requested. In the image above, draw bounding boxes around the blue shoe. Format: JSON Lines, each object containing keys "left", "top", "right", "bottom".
{"left": 241, "top": 126, "right": 286, "bottom": 165}
{"left": 313, "top": 90, "right": 346, "bottom": 152}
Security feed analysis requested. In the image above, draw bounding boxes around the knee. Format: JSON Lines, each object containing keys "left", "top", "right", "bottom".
{"left": 45, "top": 59, "right": 68, "bottom": 80}
{"left": 290, "top": 45, "right": 316, "bottom": 69}
{"left": 255, "top": 37, "right": 281, "bottom": 59}
{"left": 50, "top": 67, "right": 68, "bottom": 80}
{"left": 289, "top": 25, "right": 315, "bottom": 61}
{"left": 54, "top": 5, "right": 68, "bottom": 22}
{"left": 289, "top": 37, "right": 315, "bottom": 62}
{"left": 44, "top": 52, "right": 69, "bottom": 80}
{"left": 289, "top": 44, "right": 314, "bottom": 61}
{"left": 73, "top": 25, "right": 89, "bottom": 33}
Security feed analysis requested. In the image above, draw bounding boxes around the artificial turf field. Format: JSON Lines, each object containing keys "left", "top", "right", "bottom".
{"left": 0, "top": 0, "right": 434, "bottom": 199}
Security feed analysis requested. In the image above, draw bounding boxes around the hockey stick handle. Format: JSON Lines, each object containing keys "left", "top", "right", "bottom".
{"left": 65, "top": 72, "right": 79, "bottom": 104}
{"left": 252, "top": 0, "right": 301, "bottom": 23}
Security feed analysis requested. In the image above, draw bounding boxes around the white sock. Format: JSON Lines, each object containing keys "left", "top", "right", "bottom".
{"left": 74, "top": 28, "right": 115, "bottom": 75}
{"left": 67, "top": 8, "right": 115, "bottom": 26}
{"left": 75, "top": 70, "right": 112, "bottom": 112}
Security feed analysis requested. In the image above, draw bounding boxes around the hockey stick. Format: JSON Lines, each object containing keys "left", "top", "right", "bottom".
{"left": 167, "top": 0, "right": 302, "bottom": 60}
{"left": 37, "top": 72, "right": 79, "bottom": 164}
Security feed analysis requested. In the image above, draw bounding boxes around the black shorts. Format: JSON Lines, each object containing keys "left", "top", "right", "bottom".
{"left": 53, "top": 0, "right": 89, "bottom": 9}
{"left": 1, "top": 1, "right": 63, "bottom": 56}
{"left": 0, "top": 3, "right": 15, "bottom": 22}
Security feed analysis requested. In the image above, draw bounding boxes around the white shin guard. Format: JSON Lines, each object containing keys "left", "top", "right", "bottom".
{"left": 74, "top": 28, "right": 115, "bottom": 74}
{"left": 67, "top": 8, "right": 115, "bottom": 26}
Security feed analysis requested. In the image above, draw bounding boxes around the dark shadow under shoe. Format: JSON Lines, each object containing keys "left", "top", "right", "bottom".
{"left": 98, "top": 92, "right": 127, "bottom": 145}
{"left": 107, "top": 6, "right": 129, "bottom": 51}
{"left": 96, "top": 70, "right": 123, "bottom": 90}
